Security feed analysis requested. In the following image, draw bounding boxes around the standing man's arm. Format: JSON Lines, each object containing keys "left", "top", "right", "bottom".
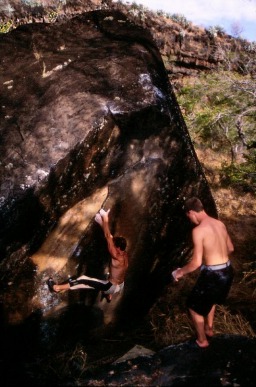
{"left": 173, "top": 228, "right": 203, "bottom": 281}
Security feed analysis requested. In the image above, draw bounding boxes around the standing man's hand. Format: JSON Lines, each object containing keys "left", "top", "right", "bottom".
{"left": 172, "top": 268, "right": 182, "bottom": 282}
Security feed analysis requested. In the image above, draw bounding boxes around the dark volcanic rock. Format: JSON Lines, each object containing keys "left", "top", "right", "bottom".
{"left": 2, "top": 0, "right": 255, "bottom": 90}
{"left": 80, "top": 335, "right": 256, "bottom": 387}
{"left": 2, "top": 333, "right": 255, "bottom": 386}
{"left": 0, "top": 9, "right": 216, "bottom": 325}
{"left": 0, "top": 9, "right": 220, "bottom": 385}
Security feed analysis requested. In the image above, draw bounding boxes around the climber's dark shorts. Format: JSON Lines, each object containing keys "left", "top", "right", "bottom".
{"left": 69, "top": 275, "right": 113, "bottom": 291}
{"left": 186, "top": 261, "right": 234, "bottom": 317}
{"left": 69, "top": 275, "right": 124, "bottom": 295}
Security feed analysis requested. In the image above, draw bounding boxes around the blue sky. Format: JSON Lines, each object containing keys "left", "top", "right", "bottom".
{"left": 124, "top": 0, "right": 256, "bottom": 42}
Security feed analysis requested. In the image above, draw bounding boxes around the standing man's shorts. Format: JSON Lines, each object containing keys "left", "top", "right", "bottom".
{"left": 186, "top": 261, "right": 234, "bottom": 316}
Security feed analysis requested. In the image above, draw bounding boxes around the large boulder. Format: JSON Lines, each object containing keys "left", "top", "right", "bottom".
{"left": 0, "top": 10, "right": 216, "bottom": 329}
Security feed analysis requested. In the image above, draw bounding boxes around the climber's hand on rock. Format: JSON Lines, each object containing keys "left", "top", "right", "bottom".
{"left": 95, "top": 213, "right": 103, "bottom": 226}
{"left": 99, "top": 208, "right": 110, "bottom": 219}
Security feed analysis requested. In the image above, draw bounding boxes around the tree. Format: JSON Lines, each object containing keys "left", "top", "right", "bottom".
{"left": 230, "top": 21, "right": 244, "bottom": 38}
{"left": 177, "top": 71, "right": 256, "bottom": 192}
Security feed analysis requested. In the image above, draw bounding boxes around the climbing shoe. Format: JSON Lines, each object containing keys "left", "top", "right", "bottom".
{"left": 47, "top": 277, "right": 56, "bottom": 293}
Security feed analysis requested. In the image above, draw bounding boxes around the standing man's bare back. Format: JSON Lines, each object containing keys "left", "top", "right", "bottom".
{"left": 190, "top": 215, "right": 234, "bottom": 266}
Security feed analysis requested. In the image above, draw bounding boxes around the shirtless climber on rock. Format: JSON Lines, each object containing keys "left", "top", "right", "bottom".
{"left": 47, "top": 208, "right": 129, "bottom": 303}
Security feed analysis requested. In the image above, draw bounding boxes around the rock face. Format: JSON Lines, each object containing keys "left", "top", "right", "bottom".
{"left": 1, "top": 0, "right": 255, "bottom": 91}
{"left": 0, "top": 10, "right": 218, "bottom": 382}
{"left": 79, "top": 335, "right": 256, "bottom": 387}
{"left": 2, "top": 332, "right": 256, "bottom": 386}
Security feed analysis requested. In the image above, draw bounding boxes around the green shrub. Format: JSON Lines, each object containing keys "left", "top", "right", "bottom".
{"left": 220, "top": 153, "right": 256, "bottom": 193}
{"left": 170, "top": 13, "right": 190, "bottom": 28}
{"left": 0, "top": 20, "right": 13, "bottom": 34}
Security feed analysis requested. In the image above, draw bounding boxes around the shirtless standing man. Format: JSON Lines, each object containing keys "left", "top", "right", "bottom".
{"left": 47, "top": 208, "right": 128, "bottom": 302}
{"left": 172, "top": 197, "right": 234, "bottom": 348}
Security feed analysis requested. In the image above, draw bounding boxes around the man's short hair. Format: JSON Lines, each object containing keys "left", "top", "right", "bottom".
{"left": 184, "top": 197, "right": 204, "bottom": 213}
{"left": 113, "top": 236, "right": 127, "bottom": 251}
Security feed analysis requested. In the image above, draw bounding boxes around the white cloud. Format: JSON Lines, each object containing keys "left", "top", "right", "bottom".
{"left": 128, "top": 0, "right": 256, "bottom": 40}
{"left": 132, "top": 0, "right": 256, "bottom": 21}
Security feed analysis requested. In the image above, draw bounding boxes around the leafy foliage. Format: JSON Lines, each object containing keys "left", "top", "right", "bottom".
{"left": 206, "top": 25, "right": 226, "bottom": 38}
{"left": 177, "top": 71, "right": 256, "bottom": 192}
{"left": 168, "top": 13, "right": 190, "bottom": 28}
{"left": 0, "top": 20, "right": 13, "bottom": 33}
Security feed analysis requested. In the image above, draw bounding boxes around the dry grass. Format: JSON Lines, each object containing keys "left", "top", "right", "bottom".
{"left": 150, "top": 302, "right": 255, "bottom": 347}
{"left": 240, "top": 262, "right": 256, "bottom": 296}
{"left": 213, "top": 305, "right": 255, "bottom": 336}
{"left": 149, "top": 306, "right": 194, "bottom": 346}
{"left": 37, "top": 344, "right": 88, "bottom": 382}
